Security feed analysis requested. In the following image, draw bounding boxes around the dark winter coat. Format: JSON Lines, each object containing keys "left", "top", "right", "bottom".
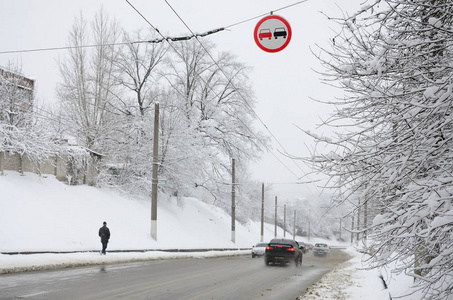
{"left": 99, "top": 226, "right": 110, "bottom": 243}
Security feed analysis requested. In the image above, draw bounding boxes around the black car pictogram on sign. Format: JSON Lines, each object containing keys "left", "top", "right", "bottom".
{"left": 274, "top": 27, "right": 287, "bottom": 39}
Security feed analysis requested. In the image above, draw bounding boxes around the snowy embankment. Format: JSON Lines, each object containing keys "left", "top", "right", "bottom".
{"left": 0, "top": 171, "right": 418, "bottom": 299}
{"left": 0, "top": 171, "right": 260, "bottom": 253}
{"left": 0, "top": 171, "right": 282, "bottom": 274}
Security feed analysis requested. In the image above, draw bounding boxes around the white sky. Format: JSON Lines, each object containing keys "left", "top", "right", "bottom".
{"left": 0, "top": 0, "right": 364, "bottom": 200}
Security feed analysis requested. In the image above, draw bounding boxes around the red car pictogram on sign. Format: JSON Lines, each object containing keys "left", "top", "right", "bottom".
{"left": 259, "top": 29, "right": 272, "bottom": 40}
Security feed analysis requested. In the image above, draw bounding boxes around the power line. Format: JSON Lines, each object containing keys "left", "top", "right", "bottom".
{"left": 224, "top": 0, "right": 309, "bottom": 29}
{"left": 0, "top": 42, "right": 139, "bottom": 55}
{"left": 124, "top": 2, "right": 292, "bottom": 181}
{"left": 162, "top": 0, "right": 314, "bottom": 183}
{"left": 0, "top": 0, "right": 308, "bottom": 55}
{"left": 160, "top": 0, "right": 325, "bottom": 200}
{"left": 0, "top": 31, "right": 226, "bottom": 55}
{"left": 160, "top": 0, "right": 302, "bottom": 180}
{"left": 2, "top": 0, "right": 320, "bottom": 196}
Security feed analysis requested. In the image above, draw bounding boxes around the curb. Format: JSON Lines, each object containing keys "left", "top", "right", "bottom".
{"left": 0, "top": 249, "right": 252, "bottom": 274}
{"left": 1, "top": 248, "right": 251, "bottom": 255}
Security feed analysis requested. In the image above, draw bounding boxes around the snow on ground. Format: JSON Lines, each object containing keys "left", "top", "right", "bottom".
{"left": 301, "top": 248, "right": 423, "bottom": 300}
{"left": 0, "top": 171, "right": 419, "bottom": 299}
{"left": 302, "top": 249, "right": 390, "bottom": 300}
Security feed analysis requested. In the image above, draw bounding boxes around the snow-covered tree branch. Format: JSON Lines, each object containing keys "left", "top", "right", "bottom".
{"left": 305, "top": 1, "right": 453, "bottom": 299}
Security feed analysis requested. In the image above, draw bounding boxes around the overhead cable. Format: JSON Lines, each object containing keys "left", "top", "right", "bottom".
{"left": 162, "top": 0, "right": 313, "bottom": 183}
{"left": 0, "top": 0, "right": 307, "bottom": 55}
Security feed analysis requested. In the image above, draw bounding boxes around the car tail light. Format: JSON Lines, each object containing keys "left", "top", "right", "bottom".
{"left": 266, "top": 246, "right": 273, "bottom": 250}
{"left": 313, "top": 247, "right": 316, "bottom": 250}
{"left": 288, "top": 247, "right": 295, "bottom": 252}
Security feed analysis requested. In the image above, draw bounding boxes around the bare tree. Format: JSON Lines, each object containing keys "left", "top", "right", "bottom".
{"left": 57, "top": 8, "right": 121, "bottom": 152}
{"left": 115, "top": 29, "right": 168, "bottom": 117}
{"left": 161, "top": 39, "right": 269, "bottom": 203}
{"left": 93, "top": 29, "right": 169, "bottom": 192}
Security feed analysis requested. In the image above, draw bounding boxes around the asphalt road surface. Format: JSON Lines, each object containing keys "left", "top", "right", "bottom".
{"left": 0, "top": 248, "right": 351, "bottom": 300}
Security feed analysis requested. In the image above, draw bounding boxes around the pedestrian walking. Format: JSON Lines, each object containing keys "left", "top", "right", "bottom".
{"left": 98, "top": 221, "right": 110, "bottom": 255}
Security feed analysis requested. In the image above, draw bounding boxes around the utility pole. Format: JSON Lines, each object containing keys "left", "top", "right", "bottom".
{"left": 260, "top": 183, "right": 264, "bottom": 242}
{"left": 0, "top": 151, "right": 4, "bottom": 175}
{"left": 283, "top": 204, "right": 286, "bottom": 238}
{"left": 357, "top": 198, "right": 361, "bottom": 246}
{"left": 274, "top": 196, "right": 277, "bottom": 238}
{"left": 231, "top": 158, "right": 236, "bottom": 243}
{"left": 364, "top": 197, "right": 368, "bottom": 247}
{"left": 339, "top": 217, "right": 342, "bottom": 241}
{"left": 308, "top": 221, "right": 311, "bottom": 242}
{"left": 151, "top": 103, "right": 159, "bottom": 240}
{"left": 293, "top": 210, "right": 296, "bottom": 241}
{"left": 351, "top": 214, "right": 355, "bottom": 245}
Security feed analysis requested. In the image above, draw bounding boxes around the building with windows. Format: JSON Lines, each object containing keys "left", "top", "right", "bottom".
{"left": 0, "top": 66, "right": 35, "bottom": 125}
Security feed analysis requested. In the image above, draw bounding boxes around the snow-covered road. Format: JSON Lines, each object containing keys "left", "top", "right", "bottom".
{"left": 0, "top": 248, "right": 395, "bottom": 300}
{"left": 0, "top": 251, "right": 352, "bottom": 299}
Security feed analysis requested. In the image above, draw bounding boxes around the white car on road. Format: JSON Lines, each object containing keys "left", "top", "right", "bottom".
{"left": 251, "top": 242, "right": 268, "bottom": 258}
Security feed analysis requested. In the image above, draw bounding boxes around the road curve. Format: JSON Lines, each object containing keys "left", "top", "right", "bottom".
{"left": 0, "top": 248, "right": 351, "bottom": 300}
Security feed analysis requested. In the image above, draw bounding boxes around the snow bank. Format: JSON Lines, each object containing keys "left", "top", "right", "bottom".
{"left": 0, "top": 172, "right": 272, "bottom": 253}
{"left": 302, "top": 248, "right": 391, "bottom": 300}
{"left": 0, "top": 250, "right": 248, "bottom": 274}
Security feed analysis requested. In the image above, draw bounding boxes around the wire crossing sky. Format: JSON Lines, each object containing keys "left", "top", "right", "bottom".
{"left": 0, "top": 0, "right": 365, "bottom": 199}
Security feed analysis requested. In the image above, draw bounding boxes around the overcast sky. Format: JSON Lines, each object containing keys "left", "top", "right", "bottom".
{"left": 0, "top": 0, "right": 364, "bottom": 200}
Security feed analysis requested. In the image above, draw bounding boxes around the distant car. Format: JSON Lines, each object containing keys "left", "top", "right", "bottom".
{"left": 264, "top": 238, "right": 303, "bottom": 266}
{"left": 274, "top": 27, "right": 287, "bottom": 39}
{"left": 313, "top": 243, "right": 330, "bottom": 256}
{"left": 308, "top": 244, "right": 314, "bottom": 250}
{"left": 259, "top": 29, "right": 272, "bottom": 40}
{"left": 252, "top": 242, "right": 268, "bottom": 258}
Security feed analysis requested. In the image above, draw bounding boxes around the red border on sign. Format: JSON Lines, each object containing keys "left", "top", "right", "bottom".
{"left": 254, "top": 15, "right": 292, "bottom": 53}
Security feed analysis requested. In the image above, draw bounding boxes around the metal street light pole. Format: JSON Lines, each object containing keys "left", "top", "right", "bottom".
{"left": 151, "top": 103, "right": 159, "bottom": 240}
{"left": 274, "top": 196, "right": 277, "bottom": 238}
{"left": 260, "top": 182, "right": 264, "bottom": 242}
{"left": 283, "top": 204, "right": 286, "bottom": 238}
{"left": 231, "top": 158, "right": 236, "bottom": 243}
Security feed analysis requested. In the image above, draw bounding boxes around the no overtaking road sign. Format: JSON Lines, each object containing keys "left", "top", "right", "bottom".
{"left": 254, "top": 15, "right": 292, "bottom": 53}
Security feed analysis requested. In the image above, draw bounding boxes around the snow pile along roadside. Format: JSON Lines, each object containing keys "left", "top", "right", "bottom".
{"left": 300, "top": 249, "right": 391, "bottom": 300}
{"left": 0, "top": 250, "right": 249, "bottom": 274}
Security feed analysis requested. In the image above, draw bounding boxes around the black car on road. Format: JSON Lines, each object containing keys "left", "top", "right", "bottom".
{"left": 264, "top": 238, "right": 303, "bottom": 266}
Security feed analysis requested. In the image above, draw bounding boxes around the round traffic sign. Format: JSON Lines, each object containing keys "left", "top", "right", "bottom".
{"left": 254, "top": 15, "right": 292, "bottom": 53}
